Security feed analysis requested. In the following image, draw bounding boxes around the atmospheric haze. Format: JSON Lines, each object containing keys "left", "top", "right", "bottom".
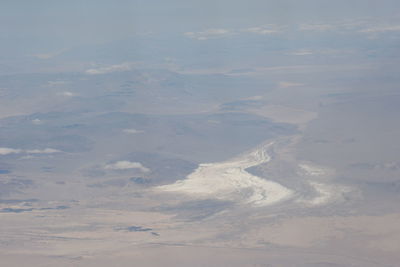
{"left": 1, "top": 1, "right": 400, "bottom": 266}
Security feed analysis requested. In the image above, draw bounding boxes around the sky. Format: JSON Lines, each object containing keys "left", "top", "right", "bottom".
{"left": 1, "top": 0, "right": 399, "bottom": 56}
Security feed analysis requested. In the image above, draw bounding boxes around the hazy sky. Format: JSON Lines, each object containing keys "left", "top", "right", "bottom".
{"left": 1, "top": 0, "right": 399, "bottom": 54}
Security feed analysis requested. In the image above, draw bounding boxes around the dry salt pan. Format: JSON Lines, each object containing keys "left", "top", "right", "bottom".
{"left": 157, "top": 142, "right": 294, "bottom": 207}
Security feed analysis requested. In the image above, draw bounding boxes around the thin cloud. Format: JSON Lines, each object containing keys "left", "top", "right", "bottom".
{"left": 184, "top": 29, "right": 234, "bottom": 40}
{"left": 278, "top": 81, "right": 304, "bottom": 88}
{"left": 31, "top": 49, "right": 67, "bottom": 59}
{"left": 59, "top": 91, "right": 77, "bottom": 97}
{"left": 287, "top": 50, "right": 314, "bottom": 56}
{"left": 0, "top": 147, "right": 60, "bottom": 155}
{"left": 185, "top": 25, "right": 285, "bottom": 40}
{"left": 0, "top": 148, "right": 22, "bottom": 155}
{"left": 32, "top": 119, "right": 42, "bottom": 125}
{"left": 299, "top": 23, "right": 335, "bottom": 32}
{"left": 360, "top": 25, "right": 400, "bottom": 33}
{"left": 33, "top": 53, "right": 56, "bottom": 60}
{"left": 85, "top": 63, "right": 133, "bottom": 75}
{"left": 48, "top": 81, "right": 68, "bottom": 86}
{"left": 104, "top": 161, "right": 150, "bottom": 172}
{"left": 123, "top": 129, "right": 144, "bottom": 134}
{"left": 243, "top": 25, "right": 282, "bottom": 35}
{"left": 287, "top": 49, "right": 353, "bottom": 56}
{"left": 26, "top": 148, "right": 61, "bottom": 154}
{"left": 299, "top": 19, "right": 400, "bottom": 34}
